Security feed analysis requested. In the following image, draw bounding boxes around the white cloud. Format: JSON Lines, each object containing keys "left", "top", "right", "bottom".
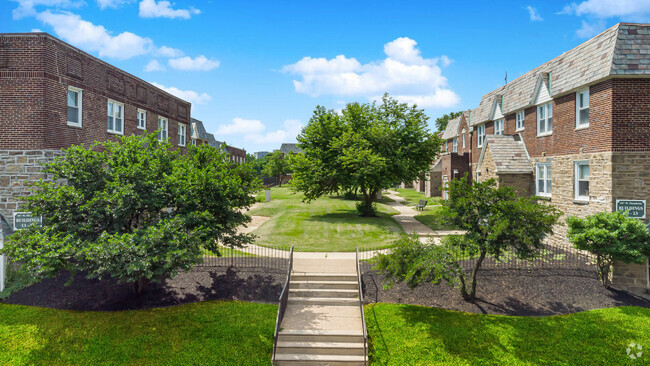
{"left": 144, "top": 60, "right": 165, "bottom": 72}
{"left": 526, "top": 6, "right": 543, "bottom": 21}
{"left": 244, "top": 119, "right": 304, "bottom": 144}
{"left": 562, "top": 0, "right": 650, "bottom": 19}
{"left": 36, "top": 10, "right": 155, "bottom": 60}
{"left": 155, "top": 45, "right": 184, "bottom": 58}
{"left": 282, "top": 37, "right": 459, "bottom": 109}
{"left": 11, "top": 0, "right": 83, "bottom": 19}
{"left": 169, "top": 55, "right": 220, "bottom": 71}
{"left": 138, "top": 0, "right": 200, "bottom": 19}
{"left": 150, "top": 82, "right": 211, "bottom": 104}
{"left": 575, "top": 19, "right": 607, "bottom": 38}
{"left": 96, "top": 0, "right": 128, "bottom": 9}
{"left": 30, "top": 28, "right": 43, "bottom": 32}
{"left": 216, "top": 118, "right": 266, "bottom": 135}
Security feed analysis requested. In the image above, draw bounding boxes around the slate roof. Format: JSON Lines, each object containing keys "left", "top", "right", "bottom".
{"left": 470, "top": 23, "right": 650, "bottom": 126}
{"left": 441, "top": 111, "right": 470, "bottom": 140}
{"left": 479, "top": 135, "right": 532, "bottom": 174}
{"left": 191, "top": 118, "right": 209, "bottom": 140}
{"left": 280, "top": 143, "right": 302, "bottom": 154}
{"left": 430, "top": 158, "right": 442, "bottom": 172}
{"left": 206, "top": 133, "right": 225, "bottom": 150}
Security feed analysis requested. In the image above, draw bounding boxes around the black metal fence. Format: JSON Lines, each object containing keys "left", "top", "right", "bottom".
{"left": 196, "top": 245, "right": 291, "bottom": 271}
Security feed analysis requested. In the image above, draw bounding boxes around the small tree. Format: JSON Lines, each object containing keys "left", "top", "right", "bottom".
{"left": 374, "top": 177, "right": 561, "bottom": 302}
{"left": 1, "top": 133, "right": 260, "bottom": 294}
{"left": 262, "top": 151, "right": 290, "bottom": 187}
{"left": 567, "top": 211, "right": 650, "bottom": 287}
{"left": 291, "top": 95, "right": 441, "bottom": 216}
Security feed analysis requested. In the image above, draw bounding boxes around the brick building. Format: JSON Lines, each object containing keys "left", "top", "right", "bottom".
{"left": 0, "top": 32, "right": 192, "bottom": 235}
{"left": 190, "top": 117, "right": 246, "bottom": 163}
{"left": 439, "top": 23, "right": 650, "bottom": 296}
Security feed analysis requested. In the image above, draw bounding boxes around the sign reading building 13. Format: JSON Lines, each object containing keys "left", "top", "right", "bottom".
{"left": 615, "top": 200, "right": 646, "bottom": 219}
{"left": 13, "top": 212, "right": 43, "bottom": 230}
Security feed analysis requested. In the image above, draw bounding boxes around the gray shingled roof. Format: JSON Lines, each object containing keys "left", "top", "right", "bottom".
{"left": 206, "top": 133, "right": 225, "bottom": 150}
{"left": 191, "top": 118, "right": 209, "bottom": 140}
{"left": 479, "top": 135, "right": 532, "bottom": 174}
{"left": 440, "top": 111, "right": 470, "bottom": 140}
{"left": 470, "top": 23, "right": 650, "bottom": 126}
{"left": 280, "top": 143, "right": 302, "bottom": 154}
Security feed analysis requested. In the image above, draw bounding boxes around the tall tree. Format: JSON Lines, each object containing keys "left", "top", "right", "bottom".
{"left": 262, "top": 151, "right": 290, "bottom": 187}
{"left": 1, "top": 133, "right": 261, "bottom": 294}
{"left": 291, "top": 95, "right": 441, "bottom": 216}
{"left": 434, "top": 111, "right": 463, "bottom": 133}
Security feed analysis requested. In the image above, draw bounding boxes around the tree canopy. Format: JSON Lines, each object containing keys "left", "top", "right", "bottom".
{"left": 1, "top": 133, "right": 260, "bottom": 294}
{"left": 434, "top": 111, "right": 462, "bottom": 133}
{"left": 290, "top": 95, "right": 441, "bottom": 216}
{"left": 262, "top": 151, "right": 291, "bottom": 187}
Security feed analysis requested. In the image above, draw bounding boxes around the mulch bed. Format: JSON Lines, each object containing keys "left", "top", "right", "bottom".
{"left": 2, "top": 265, "right": 286, "bottom": 311}
{"left": 362, "top": 267, "right": 650, "bottom": 316}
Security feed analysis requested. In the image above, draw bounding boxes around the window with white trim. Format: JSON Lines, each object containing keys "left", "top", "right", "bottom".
{"left": 158, "top": 117, "right": 168, "bottom": 141}
{"left": 67, "top": 87, "right": 82, "bottom": 127}
{"left": 191, "top": 139, "right": 197, "bottom": 147}
{"left": 107, "top": 100, "right": 124, "bottom": 134}
{"left": 137, "top": 109, "right": 147, "bottom": 130}
{"left": 574, "top": 161, "right": 590, "bottom": 200}
{"left": 494, "top": 118, "right": 504, "bottom": 135}
{"left": 516, "top": 111, "right": 525, "bottom": 131}
{"left": 536, "top": 163, "right": 552, "bottom": 197}
{"left": 452, "top": 138, "right": 458, "bottom": 152}
{"left": 537, "top": 102, "right": 553, "bottom": 136}
{"left": 477, "top": 125, "right": 486, "bottom": 148}
{"left": 178, "top": 123, "right": 186, "bottom": 146}
{"left": 462, "top": 130, "right": 466, "bottom": 149}
{"left": 576, "top": 89, "right": 589, "bottom": 128}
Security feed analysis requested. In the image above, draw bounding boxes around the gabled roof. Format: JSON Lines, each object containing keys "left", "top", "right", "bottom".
{"left": 206, "top": 133, "right": 225, "bottom": 150}
{"left": 430, "top": 158, "right": 442, "bottom": 172}
{"left": 477, "top": 134, "right": 532, "bottom": 174}
{"left": 191, "top": 118, "right": 209, "bottom": 140}
{"left": 280, "top": 143, "right": 302, "bottom": 154}
{"left": 440, "top": 110, "right": 470, "bottom": 140}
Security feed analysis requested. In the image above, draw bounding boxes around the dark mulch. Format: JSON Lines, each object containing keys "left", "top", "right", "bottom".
{"left": 362, "top": 267, "right": 650, "bottom": 316}
{"left": 3, "top": 265, "right": 286, "bottom": 311}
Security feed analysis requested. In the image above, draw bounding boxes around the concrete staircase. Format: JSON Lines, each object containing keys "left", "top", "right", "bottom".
{"left": 274, "top": 258, "right": 367, "bottom": 366}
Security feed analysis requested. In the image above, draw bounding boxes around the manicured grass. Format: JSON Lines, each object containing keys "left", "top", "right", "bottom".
{"left": 0, "top": 301, "right": 276, "bottom": 365}
{"left": 366, "top": 303, "right": 650, "bottom": 365}
{"left": 203, "top": 246, "right": 256, "bottom": 257}
{"left": 394, "top": 188, "right": 443, "bottom": 208}
{"left": 250, "top": 187, "right": 403, "bottom": 252}
{"left": 393, "top": 188, "right": 456, "bottom": 231}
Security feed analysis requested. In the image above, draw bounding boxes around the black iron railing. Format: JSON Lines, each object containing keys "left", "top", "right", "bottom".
{"left": 356, "top": 247, "right": 368, "bottom": 365}
{"left": 272, "top": 246, "right": 293, "bottom": 364}
{"left": 197, "top": 244, "right": 291, "bottom": 270}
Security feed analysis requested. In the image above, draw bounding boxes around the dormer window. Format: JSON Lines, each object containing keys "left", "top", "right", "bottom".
{"left": 494, "top": 119, "right": 504, "bottom": 135}
{"left": 576, "top": 89, "right": 589, "bottom": 128}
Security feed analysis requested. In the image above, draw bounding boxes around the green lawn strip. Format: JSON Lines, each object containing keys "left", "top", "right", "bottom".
{"left": 414, "top": 205, "right": 457, "bottom": 231}
{"left": 250, "top": 187, "right": 403, "bottom": 252}
{"left": 202, "top": 246, "right": 257, "bottom": 257}
{"left": 394, "top": 188, "right": 443, "bottom": 209}
{"left": 365, "top": 303, "right": 650, "bottom": 365}
{"left": 0, "top": 301, "right": 276, "bottom": 366}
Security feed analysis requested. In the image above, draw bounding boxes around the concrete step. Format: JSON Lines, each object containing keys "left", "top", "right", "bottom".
{"left": 288, "top": 297, "right": 359, "bottom": 306}
{"left": 275, "top": 341, "right": 365, "bottom": 356}
{"left": 290, "top": 280, "right": 359, "bottom": 290}
{"left": 291, "top": 273, "right": 358, "bottom": 282}
{"left": 289, "top": 289, "right": 359, "bottom": 298}
{"left": 274, "top": 353, "right": 366, "bottom": 366}
{"left": 278, "top": 330, "right": 364, "bottom": 343}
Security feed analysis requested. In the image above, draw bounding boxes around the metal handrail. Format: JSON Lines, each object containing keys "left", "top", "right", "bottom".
{"left": 272, "top": 246, "right": 293, "bottom": 365}
{"left": 356, "top": 248, "right": 368, "bottom": 365}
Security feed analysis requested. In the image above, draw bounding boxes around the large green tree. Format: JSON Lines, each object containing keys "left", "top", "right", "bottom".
{"left": 291, "top": 95, "right": 441, "bottom": 216}
{"left": 434, "top": 111, "right": 462, "bottom": 133}
{"left": 1, "top": 133, "right": 260, "bottom": 294}
{"left": 374, "top": 177, "right": 561, "bottom": 301}
{"left": 262, "top": 151, "right": 291, "bottom": 187}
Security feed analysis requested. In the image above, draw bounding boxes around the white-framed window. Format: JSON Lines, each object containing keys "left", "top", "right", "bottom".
{"left": 536, "top": 163, "right": 552, "bottom": 197}
{"left": 178, "top": 123, "right": 186, "bottom": 147}
{"left": 137, "top": 109, "right": 147, "bottom": 130}
{"left": 576, "top": 89, "right": 589, "bottom": 128}
{"left": 452, "top": 138, "right": 458, "bottom": 152}
{"left": 494, "top": 118, "right": 504, "bottom": 135}
{"left": 158, "top": 117, "right": 168, "bottom": 141}
{"left": 67, "top": 86, "right": 82, "bottom": 127}
{"left": 477, "top": 125, "right": 486, "bottom": 148}
{"left": 516, "top": 110, "right": 525, "bottom": 131}
{"left": 462, "top": 131, "right": 466, "bottom": 149}
{"left": 191, "top": 139, "right": 197, "bottom": 147}
{"left": 107, "top": 100, "right": 124, "bottom": 135}
{"left": 574, "top": 161, "right": 590, "bottom": 201}
{"left": 537, "top": 102, "right": 553, "bottom": 136}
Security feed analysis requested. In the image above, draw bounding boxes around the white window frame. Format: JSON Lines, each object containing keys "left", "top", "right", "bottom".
{"left": 536, "top": 163, "right": 552, "bottom": 197}
{"left": 67, "top": 86, "right": 82, "bottom": 127}
{"left": 576, "top": 89, "right": 589, "bottom": 128}
{"left": 477, "top": 125, "right": 486, "bottom": 148}
{"left": 515, "top": 110, "right": 525, "bottom": 131}
{"left": 537, "top": 102, "right": 553, "bottom": 137}
{"left": 178, "top": 123, "right": 186, "bottom": 147}
{"left": 574, "top": 161, "right": 590, "bottom": 201}
{"left": 462, "top": 131, "right": 466, "bottom": 149}
{"left": 452, "top": 138, "right": 458, "bottom": 152}
{"left": 158, "top": 117, "right": 168, "bottom": 141}
{"left": 494, "top": 118, "right": 504, "bottom": 135}
{"left": 191, "top": 139, "right": 197, "bottom": 147}
{"left": 107, "top": 99, "right": 124, "bottom": 135}
{"left": 137, "top": 109, "right": 147, "bottom": 130}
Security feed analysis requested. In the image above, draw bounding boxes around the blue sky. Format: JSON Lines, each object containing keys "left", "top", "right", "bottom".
{"left": 3, "top": 0, "right": 650, "bottom": 152}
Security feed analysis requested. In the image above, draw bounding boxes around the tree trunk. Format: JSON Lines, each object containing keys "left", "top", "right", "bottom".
{"left": 596, "top": 254, "right": 611, "bottom": 287}
{"left": 460, "top": 249, "right": 487, "bottom": 302}
{"left": 133, "top": 277, "right": 149, "bottom": 295}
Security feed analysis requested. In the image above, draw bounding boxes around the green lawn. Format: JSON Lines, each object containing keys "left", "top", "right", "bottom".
{"left": 366, "top": 303, "right": 650, "bottom": 365}
{"left": 394, "top": 188, "right": 443, "bottom": 207}
{"left": 394, "top": 188, "right": 456, "bottom": 231}
{"left": 250, "top": 187, "right": 403, "bottom": 251}
{"left": 0, "top": 301, "right": 276, "bottom": 366}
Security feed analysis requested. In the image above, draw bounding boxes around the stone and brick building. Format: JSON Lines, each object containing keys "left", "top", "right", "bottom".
{"left": 439, "top": 23, "right": 650, "bottom": 297}
{"left": 0, "top": 32, "right": 192, "bottom": 235}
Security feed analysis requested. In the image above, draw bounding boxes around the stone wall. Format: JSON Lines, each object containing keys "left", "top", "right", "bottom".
{"left": 499, "top": 173, "right": 534, "bottom": 197}
{"left": 425, "top": 171, "right": 442, "bottom": 197}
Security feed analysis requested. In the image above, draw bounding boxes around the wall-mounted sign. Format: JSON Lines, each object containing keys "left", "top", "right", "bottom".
{"left": 615, "top": 200, "right": 646, "bottom": 219}
{"left": 13, "top": 212, "right": 43, "bottom": 230}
